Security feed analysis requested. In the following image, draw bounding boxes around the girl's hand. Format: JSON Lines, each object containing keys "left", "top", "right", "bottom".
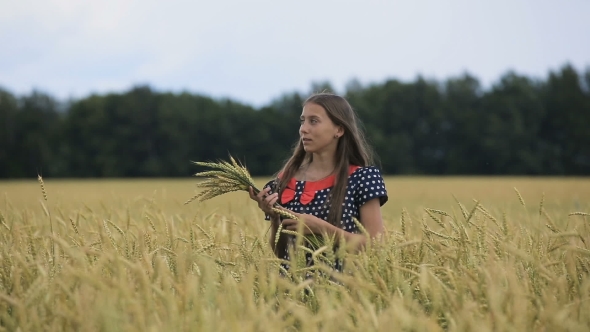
{"left": 281, "top": 212, "right": 331, "bottom": 235}
{"left": 248, "top": 186, "right": 279, "bottom": 218}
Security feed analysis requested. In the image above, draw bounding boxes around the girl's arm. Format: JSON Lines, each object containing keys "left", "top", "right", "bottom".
{"left": 358, "top": 197, "right": 385, "bottom": 239}
{"left": 284, "top": 198, "right": 384, "bottom": 251}
{"left": 326, "top": 198, "right": 384, "bottom": 250}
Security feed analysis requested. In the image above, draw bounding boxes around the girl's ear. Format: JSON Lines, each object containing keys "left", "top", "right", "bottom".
{"left": 337, "top": 126, "right": 345, "bottom": 136}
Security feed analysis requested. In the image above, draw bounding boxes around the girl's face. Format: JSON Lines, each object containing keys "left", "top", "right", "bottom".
{"left": 299, "top": 103, "right": 343, "bottom": 154}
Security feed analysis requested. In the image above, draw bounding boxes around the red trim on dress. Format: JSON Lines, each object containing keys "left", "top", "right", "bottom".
{"left": 280, "top": 165, "right": 360, "bottom": 205}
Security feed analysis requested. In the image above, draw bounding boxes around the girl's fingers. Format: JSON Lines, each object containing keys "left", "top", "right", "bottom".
{"left": 257, "top": 187, "right": 270, "bottom": 200}
{"left": 266, "top": 197, "right": 278, "bottom": 212}
{"left": 265, "top": 192, "right": 277, "bottom": 202}
{"left": 264, "top": 193, "right": 278, "bottom": 208}
{"left": 281, "top": 219, "right": 297, "bottom": 227}
{"left": 284, "top": 222, "right": 301, "bottom": 231}
{"left": 248, "top": 187, "right": 256, "bottom": 200}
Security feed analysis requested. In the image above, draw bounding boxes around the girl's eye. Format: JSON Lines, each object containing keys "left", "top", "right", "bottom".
{"left": 299, "top": 118, "right": 318, "bottom": 125}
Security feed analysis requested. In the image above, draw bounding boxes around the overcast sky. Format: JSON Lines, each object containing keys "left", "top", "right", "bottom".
{"left": 1, "top": 0, "right": 589, "bottom": 106}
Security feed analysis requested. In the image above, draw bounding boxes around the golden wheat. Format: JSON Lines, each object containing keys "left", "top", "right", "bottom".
{"left": 0, "top": 177, "right": 588, "bottom": 331}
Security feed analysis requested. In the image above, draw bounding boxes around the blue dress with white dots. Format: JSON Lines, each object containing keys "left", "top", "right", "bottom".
{"left": 264, "top": 165, "right": 388, "bottom": 272}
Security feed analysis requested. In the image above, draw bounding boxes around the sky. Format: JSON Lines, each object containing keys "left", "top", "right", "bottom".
{"left": 1, "top": 0, "right": 589, "bottom": 107}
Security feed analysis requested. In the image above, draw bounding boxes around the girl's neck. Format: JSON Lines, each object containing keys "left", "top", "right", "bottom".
{"left": 301, "top": 152, "right": 337, "bottom": 181}
{"left": 310, "top": 158, "right": 335, "bottom": 172}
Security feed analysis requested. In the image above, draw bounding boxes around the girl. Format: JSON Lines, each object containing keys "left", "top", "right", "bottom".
{"left": 249, "top": 93, "right": 388, "bottom": 272}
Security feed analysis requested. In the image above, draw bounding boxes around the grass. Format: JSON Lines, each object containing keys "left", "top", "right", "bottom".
{"left": 0, "top": 176, "right": 589, "bottom": 331}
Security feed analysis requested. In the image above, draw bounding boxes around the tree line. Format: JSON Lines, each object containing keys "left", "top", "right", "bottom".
{"left": 1, "top": 64, "right": 589, "bottom": 178}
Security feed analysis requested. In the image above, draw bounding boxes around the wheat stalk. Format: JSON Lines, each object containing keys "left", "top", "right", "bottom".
{"left": 569, "top": 212, "right": 590, "bottom": 217}
{"left": 37, "top": 175, "right": 48, "bottom": 201}
{"left": 37, "top": 174, "right": 55, "bottom": 266}
{"left": 514, "top": 187, "right": 526, "bottom": 207}
{"left": 185, "top": 155, "right": 259, "bottom": 203}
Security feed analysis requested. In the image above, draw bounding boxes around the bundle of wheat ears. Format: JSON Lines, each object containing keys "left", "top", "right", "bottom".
{"left": 184, "top": 156, "right": 293, "bottom": 215}
{"left": 184, "top": 156, "right": 312, "bottom": 246}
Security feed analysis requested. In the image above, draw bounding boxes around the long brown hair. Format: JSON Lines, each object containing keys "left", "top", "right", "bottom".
{"left": 270, "top": 93, "right": 375, "bottom": 255}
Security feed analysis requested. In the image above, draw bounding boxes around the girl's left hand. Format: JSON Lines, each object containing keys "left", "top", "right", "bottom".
{"left": 281, "top": 212, "right": 331, "bottom": 235}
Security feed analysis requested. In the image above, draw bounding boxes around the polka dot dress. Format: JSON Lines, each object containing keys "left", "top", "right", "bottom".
{"left": 263, "top": 165, "right": 388, "bottom": 272}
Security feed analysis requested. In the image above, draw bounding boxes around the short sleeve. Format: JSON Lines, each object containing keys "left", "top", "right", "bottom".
{"left": 262, "top": 179, "right": 278, "bottom": 221}
{"left": 354, "top": 166, "right": 388, "bottom": 207}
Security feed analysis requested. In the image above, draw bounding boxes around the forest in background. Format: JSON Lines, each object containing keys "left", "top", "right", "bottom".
{"left": 1, "top": 64, "right": 589, "bottom": 178}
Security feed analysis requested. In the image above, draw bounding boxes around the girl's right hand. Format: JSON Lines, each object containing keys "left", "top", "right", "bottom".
{"left": 249, "top": 187, "right": 279, "bottom": 218}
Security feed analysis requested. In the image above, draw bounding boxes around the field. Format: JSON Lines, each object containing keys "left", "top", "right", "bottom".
{"left": 0, "top": 176, "right": 589, "bottom": 331}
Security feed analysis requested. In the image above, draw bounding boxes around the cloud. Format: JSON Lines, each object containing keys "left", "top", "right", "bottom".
{"left": 1, "top": 0, "right": 589, "bottom": 106}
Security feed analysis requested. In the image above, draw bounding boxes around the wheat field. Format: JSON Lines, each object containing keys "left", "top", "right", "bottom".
{"left": 0, "top": 177, "right": 589, "bottom": 331}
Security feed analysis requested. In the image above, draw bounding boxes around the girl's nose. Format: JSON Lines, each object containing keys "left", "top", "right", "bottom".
{"left": 300, "top": 122, "right": 309, "bottom": 134}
